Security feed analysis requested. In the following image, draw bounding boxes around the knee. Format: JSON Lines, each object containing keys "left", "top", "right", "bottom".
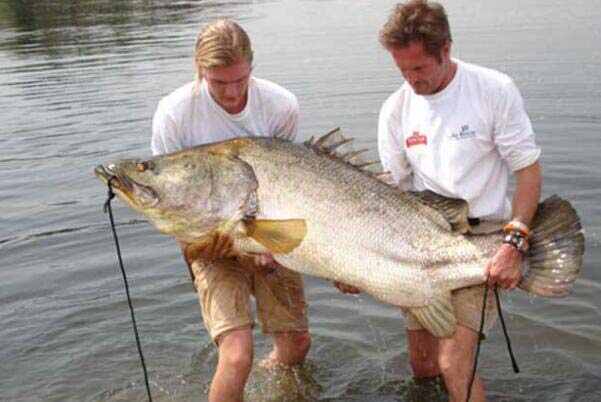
{"left": 438, "top": 342, "right": 472, "bottom": 377}
{"left": 221, "top": 345, "right": 253, "bottom": 373}
{"left": 218, "top": 332, "right": 254, "bottom": 373}
{"left": 273, "top": 331, "right": 311, "bottom": 364}
{"left": 292, "top": 331, "right": 311, "bottom": 358}
{"left": 437, "top": 350, "right": 454, "bottom": 375}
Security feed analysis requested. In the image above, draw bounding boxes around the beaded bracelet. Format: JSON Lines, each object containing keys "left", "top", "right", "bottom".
{"left": 503, "top": 220, "right": 530, "bottom": 238}
{"left": 503, "top": 230, "right": 529, "bottom": 254}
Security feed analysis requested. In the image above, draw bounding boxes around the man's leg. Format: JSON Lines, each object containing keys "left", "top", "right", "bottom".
{"left": 254, "top": 265, "right": 310, "bottom": 368}
{"left": 406, "top": 329, "right": 440, "bottom": 378}
{"left": 209, "top": 327, "right": 254, "bottom": 402}
{"left": 264, "top": 330, "right": 311, "bottom": 367}
{"left": 438, "top": 325, "right": 485, "bottom": 402}
{"left": 190, "top": 258, "right": 256, "bottom": 402}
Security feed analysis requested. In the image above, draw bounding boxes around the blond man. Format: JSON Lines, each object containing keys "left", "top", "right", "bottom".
{"left": 151, "top": 19, "right": 310, "bottom": 402}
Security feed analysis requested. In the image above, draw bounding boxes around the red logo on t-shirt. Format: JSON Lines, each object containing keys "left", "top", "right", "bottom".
{"left": 406, "top": 131, "right": 428, "bottom": 148}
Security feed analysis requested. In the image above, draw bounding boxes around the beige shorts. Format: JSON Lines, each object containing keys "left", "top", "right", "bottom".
{"left": 189, "top": 257, "right": 309, "bottom": 341}
{"left": 403, "top": 284, "right": 499, "bottom": 335}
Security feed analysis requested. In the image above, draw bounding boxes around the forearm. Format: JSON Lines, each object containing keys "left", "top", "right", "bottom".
{"left": 510, "top": 161, "right": 542, "bottom": 227}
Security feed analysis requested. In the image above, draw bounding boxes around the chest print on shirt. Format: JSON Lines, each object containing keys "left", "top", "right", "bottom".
{"left": 406, "top": 131, "right": 428, "bottom": 148}
{"left": 450, "top": 124, "right": 476, "bottom": 140}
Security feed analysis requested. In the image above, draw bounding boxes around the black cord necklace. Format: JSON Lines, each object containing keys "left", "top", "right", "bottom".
{"left": 104, "top": 178, "right": 153, "bottom": 402}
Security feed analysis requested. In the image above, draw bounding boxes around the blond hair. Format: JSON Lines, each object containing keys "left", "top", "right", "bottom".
{"left": 379, "top": 0, "right": 451, "bottom": 62}
{"left": 194, "top": 19, "right": 253, "bottom": 75}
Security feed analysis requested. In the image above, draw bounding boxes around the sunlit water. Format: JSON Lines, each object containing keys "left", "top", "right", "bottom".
{"left": 1, "top": 1, "right": 601, "bottom": 401}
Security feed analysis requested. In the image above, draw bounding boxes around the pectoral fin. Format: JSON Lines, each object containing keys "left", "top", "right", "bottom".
{"left": 246, "top": 219, "right": 307, "bottom": 254}
{"left": 408, "top": 293, "right": 457, "bottom": 338}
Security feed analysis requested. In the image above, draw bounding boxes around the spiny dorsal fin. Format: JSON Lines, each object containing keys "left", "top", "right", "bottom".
{"left": 304, "top": 128, "right": 386, "bottom": 177}
{"left": 341, "top": 148, "right": 369, "bottom": 162}
{"left": 324, "top": 137, "right": 354, "bottom": 152}
{"left": 408, "top": 190, "right": 471, "bottom": 234}
{"left": 312, "top": 127, "right": 345, "bottom": 148}
{"left": 303, "top": 127, "right": 346, "bottom": 150}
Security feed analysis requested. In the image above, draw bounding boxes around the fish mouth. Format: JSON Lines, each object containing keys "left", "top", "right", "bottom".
{"left": 94, "top": 164, "right": 159, "bottom": 208}
{"left": 94, "top": 164, "right": 133, "bottom": 193}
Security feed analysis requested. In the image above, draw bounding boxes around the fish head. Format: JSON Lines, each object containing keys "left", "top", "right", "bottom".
{"left": 94, "top": 146, "right": 258, "bottom": 241}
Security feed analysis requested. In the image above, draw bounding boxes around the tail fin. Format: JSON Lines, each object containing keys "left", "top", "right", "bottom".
{"left": 519, "top": 195, "right": 585, "bottom": 297}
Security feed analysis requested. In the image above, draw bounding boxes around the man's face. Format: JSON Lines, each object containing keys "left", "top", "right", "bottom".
{"left": 389, "top": 41, "right": 452, "bottom": 95}
{"left": 202, "top": 60, "right": 251, "bottom": 114}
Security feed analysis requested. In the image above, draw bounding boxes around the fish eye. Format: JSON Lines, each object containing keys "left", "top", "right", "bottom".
{"left": 136, "top": 160, "right": 155, "bottom": 172}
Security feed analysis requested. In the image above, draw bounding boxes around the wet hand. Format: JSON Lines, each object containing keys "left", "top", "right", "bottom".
{"left": 237, "top": 253, "right": 280, "bottom": 274}
{"left": 333, "top": 281, "right": 361, "bottom": 294}
{"left": 485, "top": 243, "right": 523, "bottom": 290}
{"left": 178, "top": 234, "right": 234, "bottom": 263}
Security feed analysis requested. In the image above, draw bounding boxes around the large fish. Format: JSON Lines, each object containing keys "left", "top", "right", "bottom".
{"left": 94, "top": 130, "right": 584, "bottom": 337}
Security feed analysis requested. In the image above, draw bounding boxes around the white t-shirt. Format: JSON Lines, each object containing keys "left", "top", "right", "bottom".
{"left": 151, "top": 77, "right": 298, "bottom": 155}
{"left": 378, "top": 59, "right": 540, "bottom": 221}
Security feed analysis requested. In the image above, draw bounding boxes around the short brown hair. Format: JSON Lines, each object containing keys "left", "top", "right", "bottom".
{"left": 194, "top": 19, "right": 254, "bottom": 74}
{"left": 379, "top": 0, "right": 452, "bottom": 61}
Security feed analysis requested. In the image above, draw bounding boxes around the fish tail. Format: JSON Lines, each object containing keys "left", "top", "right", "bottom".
{"left": 519, "top": 195, "right": 585, "bottom": 297}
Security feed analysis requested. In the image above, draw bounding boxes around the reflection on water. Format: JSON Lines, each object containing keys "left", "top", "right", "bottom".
{"left": 1, "top": 0, "right": 178, "bottom": 55}
{"left": 1, "top": 0, "right": 601, "bottom": 401}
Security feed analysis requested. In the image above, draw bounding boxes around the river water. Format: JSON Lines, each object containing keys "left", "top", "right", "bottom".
{"left": 1, "top": 1, "right": 600, "bottom": 401}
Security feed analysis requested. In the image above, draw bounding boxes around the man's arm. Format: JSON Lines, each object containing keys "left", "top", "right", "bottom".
{"left": 509, "top": 161, "right": 541, "bottom": 226}
{"left": 487, "top": 161, "right": 542, "bottom": 289}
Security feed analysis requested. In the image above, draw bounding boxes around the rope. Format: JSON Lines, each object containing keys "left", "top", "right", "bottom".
{"left": 465, "top": 286, "right": 520, "bottom": 402}
{"left": 495, "top": 288, "right": 520, "bottom": 374}
{"left": 104, "top": 178, "right": 153, "bottom": 402}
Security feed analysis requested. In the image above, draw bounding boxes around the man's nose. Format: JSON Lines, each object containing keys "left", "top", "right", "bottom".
{"left": 224, "top": 83, "right": 241, "bottom": 98}
{"left": 403, "top": 69, "right": 418, "bottom": 83}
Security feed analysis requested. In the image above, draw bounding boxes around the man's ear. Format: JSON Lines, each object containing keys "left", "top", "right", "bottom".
{"left": 441, "top": 40, "right": 452, "bottom": 60}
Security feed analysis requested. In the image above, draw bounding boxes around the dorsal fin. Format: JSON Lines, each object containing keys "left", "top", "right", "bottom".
{"left": 304, "top": 128, "right": 385, "bottom": 177}
{"left": 408, "top": 190, "right": 471, "bottom": 234}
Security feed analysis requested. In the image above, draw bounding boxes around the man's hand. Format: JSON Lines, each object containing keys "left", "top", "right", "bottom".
{"left": 237, "top": 253, "right": 280, "bottom": 275}
{"left": 333, "top": 281, "right": 361, "bottom": 294}
{"left": 485, "top": 243, "right": 523, "bottom": 289}
{"left": 178, "top": 234, "right": 234, "bottom": 263}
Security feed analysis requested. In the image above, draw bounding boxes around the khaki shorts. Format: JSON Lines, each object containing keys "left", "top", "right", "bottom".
{"left": 189, "top": 257, "right": 309, "bottom": 341}
{"left": 402, "top": 284, "right": 499, "bottom": 335}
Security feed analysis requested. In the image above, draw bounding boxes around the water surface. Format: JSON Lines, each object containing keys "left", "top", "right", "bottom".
{"left": 2, "top": 1, "right": 601, "bottom": 401}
